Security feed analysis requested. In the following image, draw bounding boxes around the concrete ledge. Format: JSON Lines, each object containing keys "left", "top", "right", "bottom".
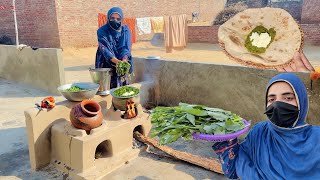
{"left": 0, "top": 45, "right": 65, "bottom": 94}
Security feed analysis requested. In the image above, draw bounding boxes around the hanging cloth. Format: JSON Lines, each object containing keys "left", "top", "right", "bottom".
{"left": 136, "top": 17, "right": 152, "bottom": 35}
{"left": 98, "top": 13, "right": 107, "bottom": 28}
{"left": 151, "top": 16, "right": 164, "bottom": 33}
{"left": 123, "top": 18, "right": 137, "bottom": 43}
{"left": 164, "top": 14, "right": 188, "bottom": 53}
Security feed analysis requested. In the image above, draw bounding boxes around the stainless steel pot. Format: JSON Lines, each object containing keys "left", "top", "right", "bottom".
{"left": 89, "top": 68, "right": 112, "bottom": 95}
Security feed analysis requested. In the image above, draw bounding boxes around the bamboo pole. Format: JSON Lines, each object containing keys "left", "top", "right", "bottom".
{"left": 12, "top": 0, "right": 19, "bottom": 46}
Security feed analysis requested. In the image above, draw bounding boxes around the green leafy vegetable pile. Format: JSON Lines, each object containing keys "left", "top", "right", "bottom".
{"left": 151, "top": 103, "right": 245, "bottom": 145}
{"left": 64, "top": 86, "right": 85, "bottom": 92}
{"left": 116, "top": 61, "right": 131, "bottom": 76}
{"left": 113, "top": 86, "right": 139, "bottom": 97}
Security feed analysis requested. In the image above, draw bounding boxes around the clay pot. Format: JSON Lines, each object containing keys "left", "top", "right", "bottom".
{"left": 70, "top": 99, "right": 103, "bottom": 131}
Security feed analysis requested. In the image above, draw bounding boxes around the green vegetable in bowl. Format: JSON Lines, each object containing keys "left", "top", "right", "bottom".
{"left": 116, "top": 61, "right": 131, "bottom": 76}
{"left": 64, "top": 86, "right": 85, "bottom": 92}
{"left": 113, "top": 86, "right": 139, "bottom": 97}
{"left": 150, "top": 103, "right": 245, "bottom": 145}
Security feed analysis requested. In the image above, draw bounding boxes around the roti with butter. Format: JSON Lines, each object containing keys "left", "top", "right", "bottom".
{"left": 218, "top": 7, "right": 303, "bottom": 68}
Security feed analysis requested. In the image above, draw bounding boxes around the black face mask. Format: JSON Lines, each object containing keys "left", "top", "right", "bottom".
{"left": 109, "top": 20, "right": 121, "bottom": 30}
{"left": 264, "top": 101, "right": 299, "bottom": 128}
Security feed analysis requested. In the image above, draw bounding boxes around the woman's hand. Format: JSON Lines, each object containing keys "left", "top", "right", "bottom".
{"left": 276, "top": 51, "right": 315, "bottom": 72}
{"left": 122, "top": 55, "right": 129, "bottom": 63}
{"left": 111, "top": 57, "right": 121, "bottom": 64}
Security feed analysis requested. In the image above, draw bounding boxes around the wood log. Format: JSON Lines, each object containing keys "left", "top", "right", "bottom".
{"left": 133, "top": 131, "right": 223, "bottom": 174}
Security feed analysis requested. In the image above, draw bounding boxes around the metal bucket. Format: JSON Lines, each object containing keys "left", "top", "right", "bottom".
{"left": 89, "top": 68, "right": 112, "bottom": 95}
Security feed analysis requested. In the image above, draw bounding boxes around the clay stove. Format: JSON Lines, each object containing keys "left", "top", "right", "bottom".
{"left": 25, "top": 93, "right": 152, "bottom": 179}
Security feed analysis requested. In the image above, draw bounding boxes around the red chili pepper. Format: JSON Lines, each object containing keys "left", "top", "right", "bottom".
{"left": 40, "top": 96, "right": 55, "bottom": 109}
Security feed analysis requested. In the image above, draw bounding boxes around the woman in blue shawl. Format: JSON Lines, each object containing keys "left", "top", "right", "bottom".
{"left": 213, "top": 73, "right": 320, "bottom": 179}
{"left": 95, "top": 7, "right": 132, "bottom": 89}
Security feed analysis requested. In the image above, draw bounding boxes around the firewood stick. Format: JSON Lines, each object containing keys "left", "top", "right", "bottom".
{"left": 133, "top": 131, "right": 223, "bottom": 174}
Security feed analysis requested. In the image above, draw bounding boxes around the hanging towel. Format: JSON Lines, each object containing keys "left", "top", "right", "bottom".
{"left": 151, "top": 17, "right": 164, "bottom": 33}
{"left": 123, "top": 18, "right": 137, "bottom": 44}
{"left": 164, "top": 14, "right": 188, "bottom": 53}
{"left": 98, "top": 13, "right": 107, "bottom": 28}
{"left": 136, "top": 17, "right": 152, "bottom": 35}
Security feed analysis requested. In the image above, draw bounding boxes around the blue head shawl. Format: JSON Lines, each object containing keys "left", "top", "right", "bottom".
{"left": 266, "top": 73, "right": 308, "bottom": 127}
{"left": 236, "top": 73, "right": 320, "bottom": 179}
{"left": 107, "top": 7, "right": 124, "bottom": 39}
{"left": 108, "top": 7, "right": 124, "bottom": 20}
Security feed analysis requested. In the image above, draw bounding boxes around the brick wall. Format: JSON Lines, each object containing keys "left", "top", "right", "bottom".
{"left": 0, "top": 0, "right": 17, "bottom": 44}
{"left": 188, "top": 25, "right": 219, "bottom": 43}
{"left": 54, "top": 0, "right": 100, "bottom": 48}
{"left": 271, "top": 1, "right": 303, "bottom": 22}
{"left": 97, "top": 0, "right": 226, "bottom": 24}
{"left": 301, "top": 24, "right": 320, "bottom": 45}
{"left": 188, "top": 24, "right": 320, "bottom": 45}
{"left": 55, "top": 0, "right": 226, "bottom": 48}
{"left": 246, "top": 0, "right": 267, "bottom": 8}
{"left": 301, "top": 0, "right": 320, "bottom": 24}
{"left": 1, "top": 0, "right": 320, "bottom": 48}
{"left": 0, "top": 0, "right": 60, "bottom": 47}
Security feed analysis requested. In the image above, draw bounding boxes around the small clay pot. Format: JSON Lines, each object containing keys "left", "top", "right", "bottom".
{"left": 70, "top": 99, "right": 103, "bottom": 131}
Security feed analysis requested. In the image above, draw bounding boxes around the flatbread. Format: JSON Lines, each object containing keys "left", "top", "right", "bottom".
{"left": 218, "top": 7, "right": 303, "bottom": 68}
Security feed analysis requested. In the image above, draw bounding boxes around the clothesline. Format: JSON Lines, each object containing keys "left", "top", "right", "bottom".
{"left": 97, "top": 13, "right": 188, "bottom": 53}
{"left": 98, "top": 14, "right": 165, "bottom": 35}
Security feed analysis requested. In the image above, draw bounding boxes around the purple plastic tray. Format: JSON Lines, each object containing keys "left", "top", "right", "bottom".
{"left": 192, "top": 119, "right": 251, "bottom": 142}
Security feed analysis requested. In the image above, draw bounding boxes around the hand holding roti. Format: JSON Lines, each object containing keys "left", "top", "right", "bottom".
{"left": 218, "top": 7, "right": 315, "bottom": 71}
{"left": 276, "top": 51, "right": 314, "bottom": 72}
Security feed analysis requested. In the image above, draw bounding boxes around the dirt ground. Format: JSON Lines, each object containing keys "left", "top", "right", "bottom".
{"left": 62, "top": 42, "right": 234, "bottom": 66}
{"left": 62, "top": 42, "right": 241, "bottom": 84}
{"left": 62, "top": 41, "right": 320, "bottom": 68}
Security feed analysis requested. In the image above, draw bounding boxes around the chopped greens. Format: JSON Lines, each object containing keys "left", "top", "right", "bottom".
{"left": 113, "top": 86, "right": 139, "bottom": 97}
{"left": 64, "top": 86, "right": 85, "bottom": 92}
{"left": 151, "top": 103, "right": 245, "bottom": 145}
{"left": 116, "top": 61, "right": 131, "bottom": 76}
{"left": 245, "top": 25, "right": 276, "bottom": 54}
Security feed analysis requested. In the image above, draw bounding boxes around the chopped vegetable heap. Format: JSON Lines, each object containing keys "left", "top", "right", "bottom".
{"left": 113, "top": 86, "right": 139, "bottom": 97}
{"left": 151, "top": 103, "right": 245, "bottom": 145}
{"left": 116, "top": 61, "right": 131, "bottom": 76}
{"left": 64, "top": 86, "right": 85, "bottom": 92}
{"left": 245, "top": 25, "right": 276, "bottom": 54}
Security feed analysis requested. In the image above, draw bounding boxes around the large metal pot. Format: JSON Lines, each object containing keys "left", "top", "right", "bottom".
{"left": 89, "top": 68, "right": 112, "bottom": 95}
{"left": 57, "top": 82, "right": 99, "bottom": 102}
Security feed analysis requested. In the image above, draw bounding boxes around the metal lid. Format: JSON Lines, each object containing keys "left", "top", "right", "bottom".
{"left": 89, "top": 68, "right": 112, "bottom": 72}
{"left": 145, "top": 56, "right": 160, "bottom": 60}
